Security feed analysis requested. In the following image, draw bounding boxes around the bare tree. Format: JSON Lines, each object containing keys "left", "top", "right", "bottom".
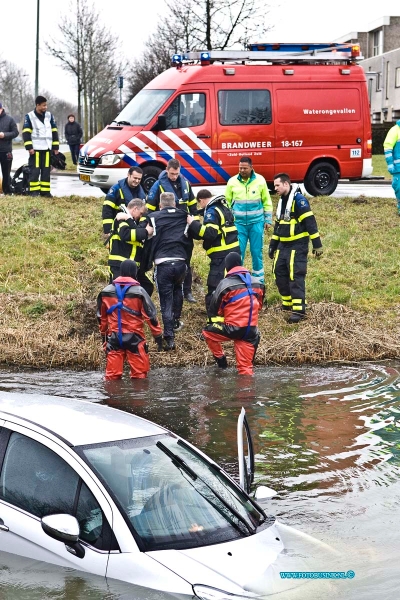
{"left": 46, "top": 0, "right": 121, "bottom": 139}
{"left": 126, "top": 0, "right": 271, "bottom": 101}
{"left": 0, "top": 60, "right": 33, "bottom": 126}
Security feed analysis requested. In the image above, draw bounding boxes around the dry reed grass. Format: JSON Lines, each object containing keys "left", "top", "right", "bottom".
{"left": 0, "top": 292, "right": 398, "bottom": 370}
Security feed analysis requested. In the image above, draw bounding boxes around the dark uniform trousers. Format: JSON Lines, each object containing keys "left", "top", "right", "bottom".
{"left": 205, "top": 257, "right": 225, "bottom": 315}
{"left": 0, "top": 152, "right": 12, "bottom": 195}
{"left": 109, "top": 265, "right": 154, "bottom": 298}
{"left": 182, "top": 244, "right": 193, "bottom": 296}
{"left": 273, "top": 243, "right": 308, "bottom": 314}
{"left": 155, "top": 261, "right": 187, "bottom": 341}
{"left": 28, "top": 150, "right": 51, "bottom": 196}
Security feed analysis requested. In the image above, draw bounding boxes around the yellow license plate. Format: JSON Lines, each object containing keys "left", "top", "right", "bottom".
{"left": 80, "top": 174, "right": 90, "bottom": 182}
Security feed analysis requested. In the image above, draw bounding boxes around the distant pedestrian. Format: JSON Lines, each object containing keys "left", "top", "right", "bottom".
{"left": 225, "top": 156, "right": 273, "bottom": 283}
{"left": 64, "top": 114, "right": 83, "bottom": 165}
{"left": 22, "top": 95, "right": 59, "bottom": 197}
{"left": 383, "top": 119, "right": 400, "bottom": 215}
{"left": 269, "top": 173, "right": 322, "bottom": 324}
{"left": 97, "top": 259, "right": 163, "bottom": 380}
{"left": 0, "top": 102, "right": 18, "bottom": 196}
{"left": 202, "top": 252, "right": 264, "bottom": 376}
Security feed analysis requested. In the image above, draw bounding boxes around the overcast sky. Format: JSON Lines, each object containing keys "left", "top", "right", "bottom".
{"left": 1, "top": 0, "right": 400, "bottom": 107}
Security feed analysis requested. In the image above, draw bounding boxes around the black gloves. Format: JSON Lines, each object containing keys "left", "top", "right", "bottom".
{"left": 268, "top": 245, "right": 276, "bottom": 260}
{"left": 312, "top": 247, "right": 323, "bottom": 258}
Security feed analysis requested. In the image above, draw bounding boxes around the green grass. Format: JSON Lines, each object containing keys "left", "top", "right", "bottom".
{"left": 0, "top": 194, "right": 399, "bottom": 312}
{"left": 192, "top": 194, "right": 400, "bottom": 312}
{"left": 63, "top": 151, "right": 78, "bottom": 172}
{"left": 372, "top": 154, "right": 390, "bottom": 177}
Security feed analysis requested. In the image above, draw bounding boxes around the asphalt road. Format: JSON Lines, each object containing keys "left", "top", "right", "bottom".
{"left": 10, "top": 147, "right": 395, "bottom": 199}
{"left": 35, "top": 178, "right": 396, "bottom": 200}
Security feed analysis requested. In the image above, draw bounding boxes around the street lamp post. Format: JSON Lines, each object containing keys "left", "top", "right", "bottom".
{"left": 35, "top": 0, "right": 40, "bottom": 98}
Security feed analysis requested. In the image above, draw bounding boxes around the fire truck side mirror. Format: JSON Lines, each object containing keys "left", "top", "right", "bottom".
{"left": 153, "top": 114, "right": 167, "bottom": 132}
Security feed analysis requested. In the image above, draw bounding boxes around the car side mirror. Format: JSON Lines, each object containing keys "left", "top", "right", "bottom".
{"left": 41, "top": 514, "right": 85, "bottom": 559}
{"left": 153, "top": 114, "right": 167, "bottom": 131}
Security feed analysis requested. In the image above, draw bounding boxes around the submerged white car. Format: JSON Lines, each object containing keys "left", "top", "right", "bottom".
{"left": 0, "top": 391, "right": 316, "bottom": 599}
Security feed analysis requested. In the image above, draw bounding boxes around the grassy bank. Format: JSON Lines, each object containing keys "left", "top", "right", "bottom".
{"left": 372, "top": 154, "right": 390, "bottom": 177}
{"left": 0, "top": 194, "right": 399, "bottom": 369}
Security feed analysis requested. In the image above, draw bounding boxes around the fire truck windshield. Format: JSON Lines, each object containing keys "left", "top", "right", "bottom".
{"left": 113, "top": 89, "right": 175, "bottom": 126}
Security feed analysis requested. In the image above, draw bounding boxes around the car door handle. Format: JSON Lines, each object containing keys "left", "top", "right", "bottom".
{"left": 0, "top": 518, "right": 9, "bottom": 532}
{"left": 197, "top": 134, "right": 211, "bottom": 139}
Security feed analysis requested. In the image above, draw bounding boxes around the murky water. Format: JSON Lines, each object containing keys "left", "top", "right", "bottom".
{"left": 0, "top": 362, "right": 400, "bottom": 599}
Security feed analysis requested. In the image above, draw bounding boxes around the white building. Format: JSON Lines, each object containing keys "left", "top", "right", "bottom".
{"left": 336, "top": 16, "right": 400, "bottom": 122}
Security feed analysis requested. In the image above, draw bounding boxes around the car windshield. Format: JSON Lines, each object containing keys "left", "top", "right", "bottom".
{"left": 113, "top": 90, "right": 174, "bottom": 126}
{"left": 78, "top": 435, "right": 263, "bottom": 551}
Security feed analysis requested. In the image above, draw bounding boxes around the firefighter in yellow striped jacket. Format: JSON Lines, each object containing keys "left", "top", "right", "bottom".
{"left": 108, "top": 198, "right": 154, "bottom": 297}
{"left": 187, "top": 190, "right": 239, "bottom": 316}
{"left": 102, "top": 167, "right": 146, "bottom": 237}
{"left": 268, "top": 173, "right": 323, "bottom": 324}
{"left": 22, "top": 96, "right": 59, "bottom": 197}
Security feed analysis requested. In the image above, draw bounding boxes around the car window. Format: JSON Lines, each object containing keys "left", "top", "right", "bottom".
{"left": 76, "top": 481, "right": 103, "bottom": 545}
{"left": 218, "top": 89, "right": 272, "bottom": 125}
{"left": 114, "top": 89, "right": 174, "bottom": 126}
{"left": 0, "top": 431, "right": 118, "bottom": 551}
{"left": 164, "top": 93, "right": 206, "bottom": 129}
{"left": 79, "top": 434, "right": 263, "bottom": 552}
{"left": 0, "top": 432, "right": 79, "bottom": 518}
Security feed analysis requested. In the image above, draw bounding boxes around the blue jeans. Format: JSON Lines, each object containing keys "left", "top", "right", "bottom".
{"left": 155, "top": 261, "right": 187, "bottom": 340}
{"left": 392, "top": 175, "right": 400, "bottom": 212}
{"left": 236, "top": 220, "right": 265, "bottom": 282}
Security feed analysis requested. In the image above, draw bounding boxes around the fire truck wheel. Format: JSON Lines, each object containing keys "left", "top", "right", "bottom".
{"left": 142, "top": 166, "right": 163, "bottom": 194}
{"left": 304, "top": 162, "right": 338, "bottom": 197}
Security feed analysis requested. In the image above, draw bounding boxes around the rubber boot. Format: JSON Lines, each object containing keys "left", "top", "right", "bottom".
{"left": 214, "top": 355, "right": 228, "bottom": 369}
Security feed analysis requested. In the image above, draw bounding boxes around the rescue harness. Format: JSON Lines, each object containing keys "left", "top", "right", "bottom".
{"left": 220, "top": 271, "right": 258, "bottom": 339}
{"left": 106, "top": 283, "right": 141, "bottom": 346}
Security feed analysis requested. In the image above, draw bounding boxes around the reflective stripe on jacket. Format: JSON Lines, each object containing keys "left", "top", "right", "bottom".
{"left": 103, "top": 179, "right": 146, "bottom": 234}
{"left": 270, "top": 186, "right": 322, "bottom": 249}
{"left": 28, "top": 111, "right": 53, "bottom": 150}
{"left": 383, "top": 120, "right": 400, "bottom": 175}
{"left": 225, "top": 171, "right": 272, "bottom": 225}
{"left": 189, "top": 197, "right": 239, "bottom": 258}
{"left": 146, "top": 171, "right": 197, "bottom": 215}
{"left": 108, "top": 216, "right": 149, "bottom": 267}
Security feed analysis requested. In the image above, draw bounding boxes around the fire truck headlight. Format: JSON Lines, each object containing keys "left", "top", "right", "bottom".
{"left": 99, "top": 154, "right": 122, "bottom": 166}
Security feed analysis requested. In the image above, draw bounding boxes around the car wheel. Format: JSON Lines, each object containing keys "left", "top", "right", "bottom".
{"left": 304, "top": 162, "right": 338, "bottom": 196}
{"left": 142, "top": 166, "right": 163, "bottom": 194}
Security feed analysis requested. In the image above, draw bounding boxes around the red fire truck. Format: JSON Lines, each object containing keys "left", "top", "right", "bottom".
{"left": 78, "top": 43, "right": 372, "bottom": 195}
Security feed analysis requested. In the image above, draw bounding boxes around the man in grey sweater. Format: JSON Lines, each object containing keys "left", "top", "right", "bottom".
{"left": 0, "top": 102, "right": 18, "bottom": 195}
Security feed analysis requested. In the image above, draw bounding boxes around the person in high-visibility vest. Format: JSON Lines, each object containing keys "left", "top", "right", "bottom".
{"left": 383, "top": 119, "right": 400, "bottom": 215}
{"left": 22, "top": 96, "right": 59, "bottom": 197}
{"left": 268, "top": 173, "right": 322, "bottom": 324}
{"left": 225, "top": 156, "right": 272, "bottom": 283}
{"left": 187, "top": 189, "right": 239, "bottom": 317}
{"left": 102, "top": 167, "right": 146, "bottom": 238}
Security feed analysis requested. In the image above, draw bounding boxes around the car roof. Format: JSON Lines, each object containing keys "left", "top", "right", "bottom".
{"left": 0, "top": 391, "right": 167, "bottom": 447}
